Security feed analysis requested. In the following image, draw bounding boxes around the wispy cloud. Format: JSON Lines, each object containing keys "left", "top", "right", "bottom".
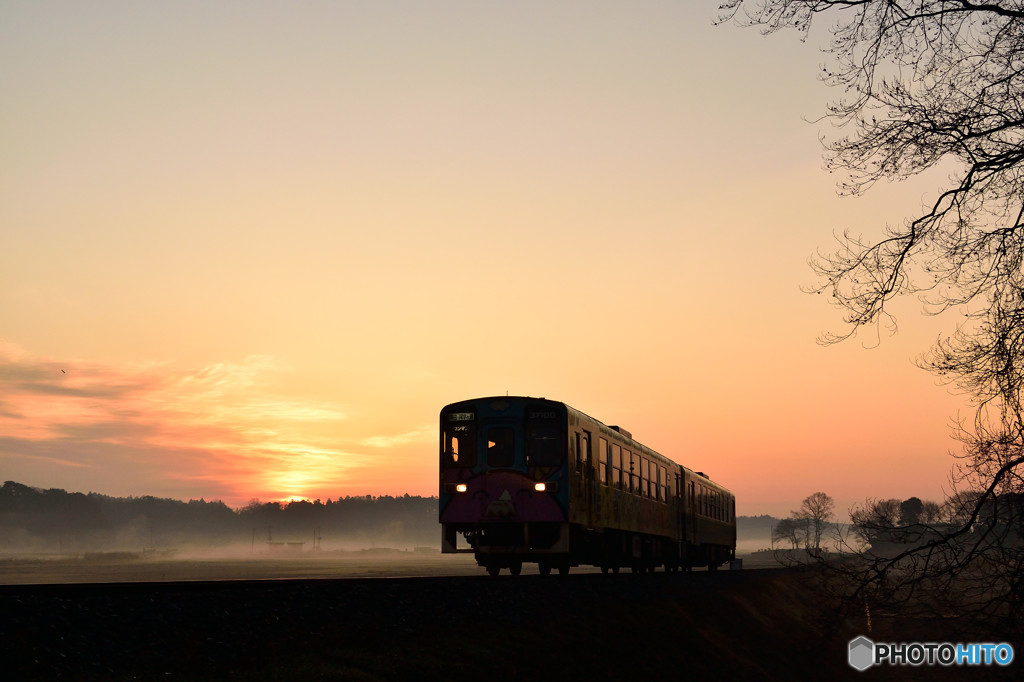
{"left": 360, "top": 426, "right": 434, "bottom": 449}
{"left": 0, "top": 341, "right": 368, "bottom": 504}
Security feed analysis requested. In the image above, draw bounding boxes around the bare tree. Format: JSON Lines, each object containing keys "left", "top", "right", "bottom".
{"left": 849, "top": 497, "right": 902, "bottom": 545}
{"left": 772, "top": 516, "right": 804, "bottom": 549}
{"left": 719, "top": 1, "right": 1024, "bottom": 635}
{"left": 718, "top": 0, "right": 1024, "bottom": 341}
{"left": 794, "top": 491, "right": 835, "bottom": 551}
{"left": 919, "top": 499, "right": 943, "bottom": 524}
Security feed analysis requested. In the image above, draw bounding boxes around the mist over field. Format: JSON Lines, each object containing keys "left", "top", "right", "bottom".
{"left": 1, "top": 481, "right": 776, "bottom": 549}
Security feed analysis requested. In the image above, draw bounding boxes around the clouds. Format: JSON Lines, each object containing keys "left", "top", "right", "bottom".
{"left": 0, "top": 342, "right": 382, "bottom": 504}
{"left": 360, "top": 427, "right": 434, "bottom": 449}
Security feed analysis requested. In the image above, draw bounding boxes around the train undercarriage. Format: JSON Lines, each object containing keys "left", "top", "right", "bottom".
{"left": 443, "top": 521, "right": 734, "bottom": 576}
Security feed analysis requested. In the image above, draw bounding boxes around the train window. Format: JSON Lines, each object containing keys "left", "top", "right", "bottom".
{"left": 486, "top": 427, "right": 515, "bottom": 467}
{"left": 527, "top": 409, "right": 562, "bottom": 467}
{"left": 529, "top": 424, "right": 562, "bottom": 467}
{"left": 442, "top": 422, "right": 477, "bottom": 468}
{"left": 660, "top": 467, "right": 668, "bottom": 502}
{"left": 611, "top": 444, "right": 621, "bottom": 489}
{"left": 596, "top": 435, "right": 607, "bottom": 484}
{"left": 642, "top": 459, "right": 650, "bottom": 498}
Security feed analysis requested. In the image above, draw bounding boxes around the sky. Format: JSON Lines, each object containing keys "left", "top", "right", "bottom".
{"left": 1, "top": 1, "right": 974, "bottom": 518}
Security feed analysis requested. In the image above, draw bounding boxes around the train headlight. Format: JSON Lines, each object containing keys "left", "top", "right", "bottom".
{"left": 534, "top": 482, "right": 546, "bottom": 492}
{"left": 456, "top": 483, "right": 468, "bottom": 493}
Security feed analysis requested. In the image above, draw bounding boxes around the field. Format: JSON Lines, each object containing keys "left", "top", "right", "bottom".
{"left": 0, "top": 547, "right": 784, "bottom": 585}
{"left": 0, "top": 551, "right": 1012, "bottom": 681}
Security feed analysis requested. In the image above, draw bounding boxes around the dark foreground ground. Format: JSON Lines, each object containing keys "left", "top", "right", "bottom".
{"left": 0, "top": 566, "right": 1018, "bottom": 681}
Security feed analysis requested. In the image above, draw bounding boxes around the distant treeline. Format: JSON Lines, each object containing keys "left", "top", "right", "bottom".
{"left": 0, "top": 480, "right": 776, "bottom": 553}
{"left": 0, "top": 481, "right": 438, "bottom": 553}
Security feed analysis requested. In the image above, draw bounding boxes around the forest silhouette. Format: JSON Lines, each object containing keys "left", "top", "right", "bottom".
{"left": 0, "top": 480, "right": 439, "bottom": 552}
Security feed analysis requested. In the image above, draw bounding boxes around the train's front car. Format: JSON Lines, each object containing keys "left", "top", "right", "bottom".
{"left": 439, "top": 397, "right": 570, "bottom": 575}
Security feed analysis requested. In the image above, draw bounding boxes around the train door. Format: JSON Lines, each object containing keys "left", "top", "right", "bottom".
{"left": 481, "top": 421, "right": 525, "bottom": 519}
{"left": 688, "top": 479, "right": 697, "bottom": 545}
{"left": 575, "top": 431, "right": 593, "bottom": 527}
{"left": 677, "top": 469, "right": 695, "bottom": 545}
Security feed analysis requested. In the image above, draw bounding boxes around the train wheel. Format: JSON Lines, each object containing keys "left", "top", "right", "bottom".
{"left": 539, "top": 563, "right": 552, "bottom": 576}
{"left": 612, "top": 565, "right": 620, "bottom": 574}
{"left": 509, "top": 561, "right": 522, "bottom": 576}
{"left": 558, "top": 564, "right": 570, "bottom": 576}
{"left": 600, "top": 565, "right": 609, "bottom": 574}
{"left": 486, "top": 564, "right": 501, "bottom": 577}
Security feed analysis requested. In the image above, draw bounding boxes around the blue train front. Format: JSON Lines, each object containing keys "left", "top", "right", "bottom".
{"left": 439, "top": 397, "right": 571, "bottom": 575}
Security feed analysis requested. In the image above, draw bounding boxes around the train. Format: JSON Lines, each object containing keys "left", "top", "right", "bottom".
{"left": 439, "top": 396, "right": 736, "bottom": 575}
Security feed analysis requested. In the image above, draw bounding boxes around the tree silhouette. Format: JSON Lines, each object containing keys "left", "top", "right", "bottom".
{"left": 772, "top": 517, "right": 804, "bottom": 549}
{"left": 898, "top": 496, "right": 924, "bottom": 526}
{"left": 795, "top": 491, "right": 835, "bottom": 552}
{"left": 720, "top": 1, "right": 1024, "bottom": 635}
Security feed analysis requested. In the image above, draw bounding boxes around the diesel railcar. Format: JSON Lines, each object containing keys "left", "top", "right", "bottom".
{"left": 439, "top": 396, "right": 736, "bottom": 575}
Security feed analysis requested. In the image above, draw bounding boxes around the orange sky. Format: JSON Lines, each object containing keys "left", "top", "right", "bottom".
{"left": 1, "top": 2, "right": 974, "bottom": 518}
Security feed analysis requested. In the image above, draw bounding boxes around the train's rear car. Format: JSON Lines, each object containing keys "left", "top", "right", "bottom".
{"left": 439, "top": 397, "right": 570, "bottom": 575}
{"left": 679, "top": 467, "right": 737, "bottom": 570}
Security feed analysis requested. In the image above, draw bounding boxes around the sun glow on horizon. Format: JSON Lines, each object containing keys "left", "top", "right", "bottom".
{"left": 0, "top": 342, "right": 429, "bottom": 505}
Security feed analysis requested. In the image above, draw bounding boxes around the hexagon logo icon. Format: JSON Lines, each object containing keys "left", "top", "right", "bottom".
{"left": 848, "top": 636, "right": 874, "bottom": 671}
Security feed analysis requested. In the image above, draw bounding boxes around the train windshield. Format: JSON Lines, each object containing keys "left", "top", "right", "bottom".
{"left": 486, "top": 427, "right": 515, "bottom": 467}
{"left": 526, "top": 407, "right": 562, "bottom": 466}
{"left": 442, "top": 411, "right": 476, "bottom": 467}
